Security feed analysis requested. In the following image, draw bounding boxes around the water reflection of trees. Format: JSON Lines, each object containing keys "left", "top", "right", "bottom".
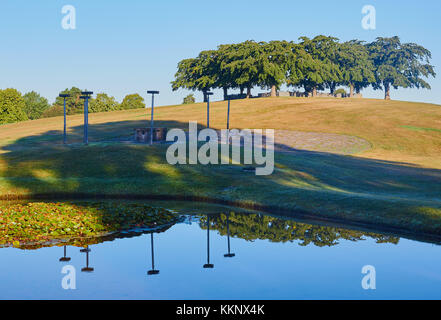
{"left": 16, "top": 223, "right": 175, "bottom": 250}
{"left": 199, "top": 213, "right": 400, "bottom": 247}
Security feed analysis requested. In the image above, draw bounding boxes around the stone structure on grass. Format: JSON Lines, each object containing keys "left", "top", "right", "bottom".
{"left": 134, "top": 128, "right": 168, "bottom": 143}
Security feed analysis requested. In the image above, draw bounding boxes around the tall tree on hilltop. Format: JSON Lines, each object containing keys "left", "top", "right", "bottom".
{"left": 195, "top": 50, "right": 219, "bottom": 102}
{"left": 220, "top": 41, "right": 261, "bottom": 98}
{"left": 258, "top": 40, "right": 294, "bottom": 97}
{"left": 367, "top": 36, "right": 436, "bottom": 100}
{"left": 216, "top": 44, "right": 237, "bottom": 100}
{"left": 311, "top": 36, "right": 343, "bottom": 95}
{"left": 290, "top": 36, "right": 341, "bottom": 96}
{"left": 338, "top": 40, "right": 376, "bottom": 97}
{"left": 171, "top": 51, "right": 218, "bottom": 102}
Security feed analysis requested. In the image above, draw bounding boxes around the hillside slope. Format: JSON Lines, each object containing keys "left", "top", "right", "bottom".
{"left": 1, "top": 97, "right": 440, "bottom": 168}
{"left": 0, "top": 97, "right": 440, "bottom": 237}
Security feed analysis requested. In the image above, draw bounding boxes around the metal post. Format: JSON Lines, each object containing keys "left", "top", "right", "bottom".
{"left": 207, "top": 216, "right": 210, "bottom": 264}
{"left": 80, "top": 245, "right": 94, "bottom": 272}
{"left": 207, "top": 95, "right": 210, "bottom": 129}
{"left": 147, "top": 91, "right": 159, "bottom": 145}
{"left": 59, "top": 245, "right": 71, "bottom": 262}
{"left": 63, "top": 98, "right": 67, "bottom": 144}
{"left": 84, "top": 97, "right": 88, "bottom": 144}
{"left": 227, "top": 99, "right": 230, "bottom": 130}
{"left": 224, "top": 214, "right": 235, "bottom": 258}
{"left": 150, "top": 94, "right": 154, "bottom": 145}
{"left": 59, "top": 93, "right": 70, "bottom": 144}
{"left": 203, "top": 216, "right": 214, "bottom": 268}
{"left": 226, "top": 99, "right": 230, "bottom": 143}
{"left": 81, "top": 91, "right": 93, "bottom": 145}
{"left": 227, "top": 217, "right": 231, "bottom": 253}
{"left": 151, "top": 233, "right": 155, "bottom": 270}
{"left": 147, "top": 233, "right": 160, "bottom": 275}
{"left": 206, "top": 92, "right": 213, "bottom": 129}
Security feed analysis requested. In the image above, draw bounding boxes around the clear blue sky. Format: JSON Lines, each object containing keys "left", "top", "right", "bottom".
{"left": 0, "top": 0, "right": 440, "bottom": 106}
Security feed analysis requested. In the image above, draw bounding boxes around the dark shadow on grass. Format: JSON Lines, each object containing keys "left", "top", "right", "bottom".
{"left": 1, "top": 118, "right": 441, "bottom": 245}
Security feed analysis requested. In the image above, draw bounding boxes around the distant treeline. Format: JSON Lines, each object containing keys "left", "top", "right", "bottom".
{"left": 0, "top": 87, "right": 146, "bottom": 125}
{"left": 172, "top": 35, "right": 436, "bottom": 101}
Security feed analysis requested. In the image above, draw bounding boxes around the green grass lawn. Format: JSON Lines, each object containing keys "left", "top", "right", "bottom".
{"left": 0, "top": 97, "right": 440, "bottom": 238}
{"left": 1, "top": 142, "right": 440, "bottom": 236}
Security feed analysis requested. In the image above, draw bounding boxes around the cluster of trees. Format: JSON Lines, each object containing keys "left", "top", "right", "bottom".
{"left": 51, "top": 87, "right": 146, "bottom": 116}
{"left": 172, "top": 36, "right": 436, "bottom": 101}
{"left": 0, "top": 87, "right": 146, "bottom": 125}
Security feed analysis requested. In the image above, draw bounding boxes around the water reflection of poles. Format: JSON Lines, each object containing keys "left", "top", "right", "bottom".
{"left": 80, "top": 245, "right": 94, "bottom": 272}
{"left": 203, "top": 216, "right": 214, "bottom": 269}
{"left": 147, "top": 233, "right": 159, "bottom": 275}
{"left": 59, "top": 246, "right": 71, "bottom": 262}
{"left": 224, "top": 214, "right": 235, "bottom": 258}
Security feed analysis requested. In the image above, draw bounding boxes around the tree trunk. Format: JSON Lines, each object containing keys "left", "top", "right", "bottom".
{"left": 384, "top": 83, "right": 391, "bottom": 100}
{"left": 356, "top": 87, "right": 361, "bottom": 94}
{"left": 270, "top": 85, "right": 277, "bottom": 97}
{"left": 349, "top": 84, "right": 354, "bottom": 98}
{"left": 312, "top": 87, "right": 317, "bottom": 97}
{"left": 240, "top": 87, "right": 244, "bottom": 95}
{"left": 330, "top": 83, "right": 336, "bottom": 95}
{"left": 246, "top": 87, "right": 251, "bottom": 98}
{"left": 223, "top": 87, "right": 228, "bottom": 100}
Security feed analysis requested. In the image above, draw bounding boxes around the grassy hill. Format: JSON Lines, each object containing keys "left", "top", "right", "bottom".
{"left": 0, "top": 97, "right": 440, "bottom": 237}
{"left": 1, "top": 96, "right": 440, "bottom": 167}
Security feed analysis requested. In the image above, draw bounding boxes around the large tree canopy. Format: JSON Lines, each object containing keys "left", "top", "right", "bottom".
{"left": 172, "top": 35, "right": 435, "bottom": 101}
{"left": 287, "top": 36, "right": 341, "bottom": 96}
{"left": 54, "top": 87, "right": 84, "bottom": 114}
{"left": 120, "top": 93, "right": 145, "bottom": 110}
{"left": 258, "top": 40, "right": 294, "bottom": 96}
{"left": 299, "top": 36, "right": 342, "bottom": 96}
{"left": 338, "top": 40, "right": 376, "bottom": 96}
{"left": 0, "top": 88, "right": 28, "bottom": 124}
{"left": 171, "top": 51, "right": 219, "bottom": 102}
{"left": 221, "top": 41, "right": 261, "bottom": 98}
{"left": 89, "top": 93, "right": 120, "bottom": 113}
{"left": 368, "top": 36, "right": 436, "bottom": 100}
{"left": 23, "top": 91, "right": 50, "bottom": 120}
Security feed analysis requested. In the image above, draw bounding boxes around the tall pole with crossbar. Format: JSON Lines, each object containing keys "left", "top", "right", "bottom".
{"left": 147, "top": 91, "right": 159, "bottom": 145}
{"left": 80, "top": 91, "right": 93, "bottom": 145}
{"left": 59, "top": 93, "right": 70, "bottom": 144}
{"left": 206, "top": 92, "right": 213, "bottom": 129}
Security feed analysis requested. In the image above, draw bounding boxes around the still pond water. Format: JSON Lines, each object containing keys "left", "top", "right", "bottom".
{"left": 1, "top": 201, "right": 441, "bottom": 300}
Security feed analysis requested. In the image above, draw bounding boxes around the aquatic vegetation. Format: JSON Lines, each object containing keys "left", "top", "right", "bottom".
{"left": 0, "top": 201, "right": 179, "bottom": 248}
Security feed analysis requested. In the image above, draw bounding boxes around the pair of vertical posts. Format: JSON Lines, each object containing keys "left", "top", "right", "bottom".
{"left": 80, "top": 91, "right": 93, "bottom": 145}
{"left": 59, "top": 90, "right": 92, "bottom": 145}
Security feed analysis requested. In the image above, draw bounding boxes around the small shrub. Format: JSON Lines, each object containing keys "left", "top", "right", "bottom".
{"left": 182, "top": 94, "right": 196, "bottom": 104}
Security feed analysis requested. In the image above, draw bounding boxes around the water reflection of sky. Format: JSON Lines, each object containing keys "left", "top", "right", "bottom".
{"left": 1, "top": 214, "right": 441, "bottom": 300}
